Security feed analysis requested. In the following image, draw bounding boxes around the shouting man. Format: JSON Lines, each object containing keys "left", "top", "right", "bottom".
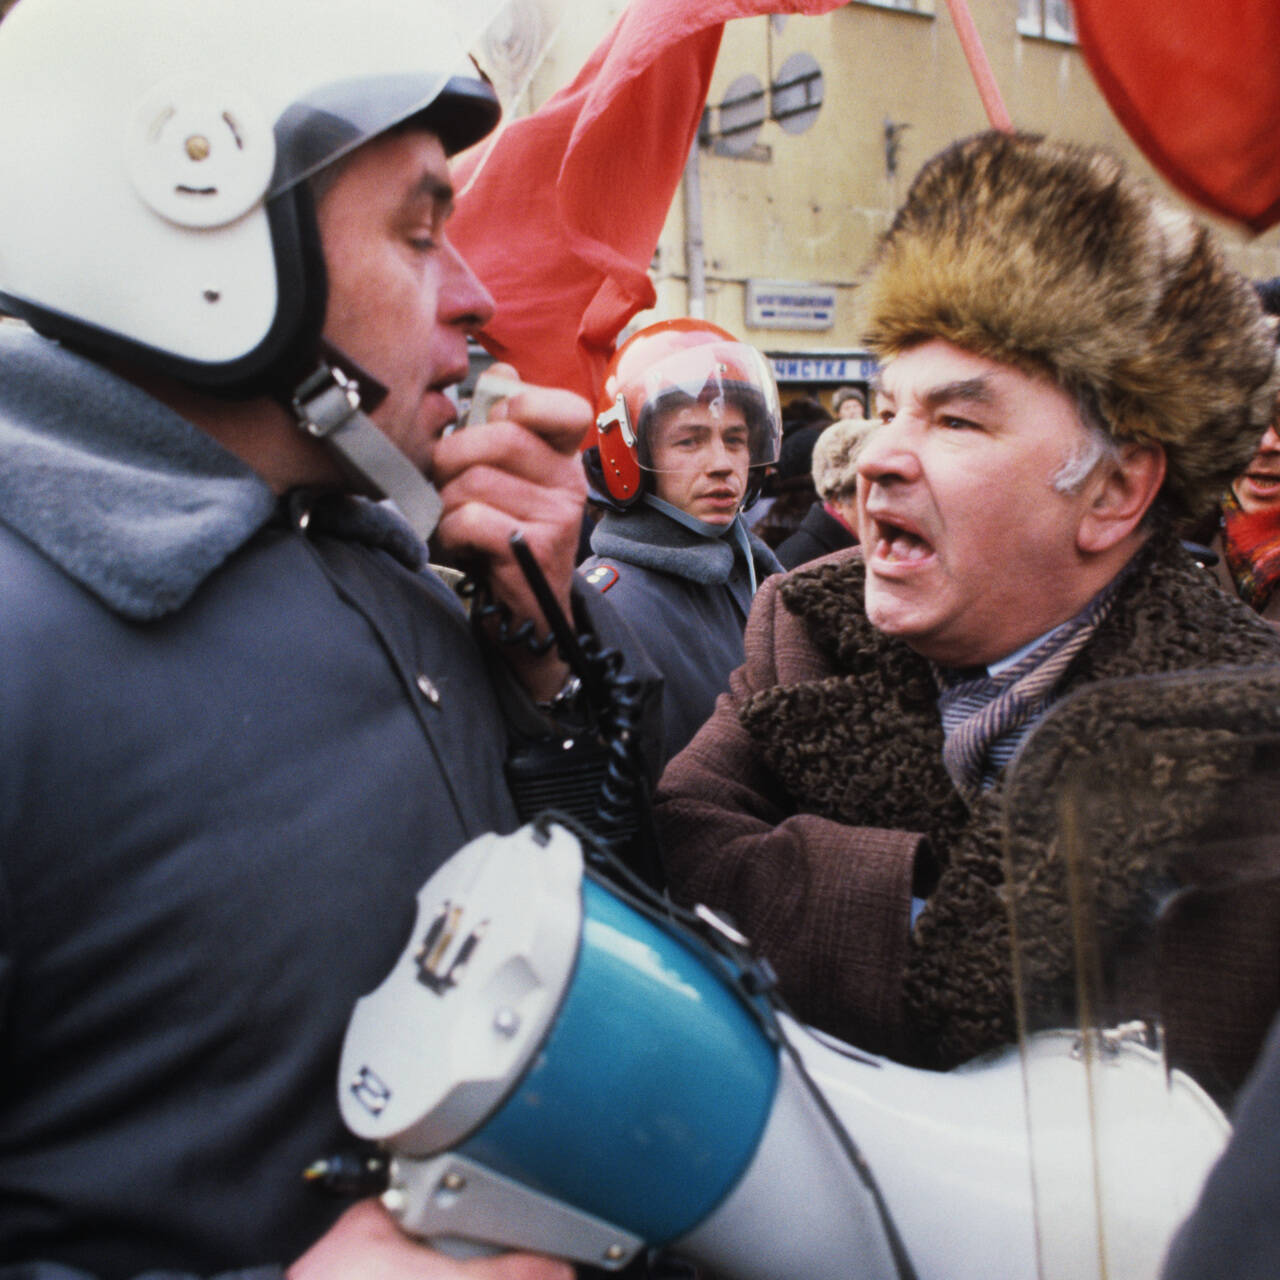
{"left": 657, "top": 131, "right": 1280, "bottom": 1095}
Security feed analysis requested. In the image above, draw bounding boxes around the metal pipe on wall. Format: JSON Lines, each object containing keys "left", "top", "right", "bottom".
{"left": 682, "top": 131, "right": 707, "bottom": 319}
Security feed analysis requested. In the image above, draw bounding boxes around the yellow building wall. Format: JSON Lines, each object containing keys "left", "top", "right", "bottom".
{"left": 509, "top": 0, "right": 1280, "bottom": 387}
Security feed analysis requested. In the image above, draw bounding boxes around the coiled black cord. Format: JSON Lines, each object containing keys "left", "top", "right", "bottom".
{"left": 571, "top": 628, "right": 650, "bottom": 856}
{"left": 462, "top": 535, "right": 658, "bottom": 877}
{"left": 457, "top": 572, "right": 557, "bottom": 657}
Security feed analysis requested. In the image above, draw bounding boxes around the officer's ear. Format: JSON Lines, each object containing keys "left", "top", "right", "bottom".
{"left": 1076, "top": 441, "right": 1166, "bottom": 554}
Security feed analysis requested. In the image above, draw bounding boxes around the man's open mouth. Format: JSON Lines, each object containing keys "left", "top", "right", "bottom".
{"left": 872, "top": 519, "right": 933, "bottom": 563}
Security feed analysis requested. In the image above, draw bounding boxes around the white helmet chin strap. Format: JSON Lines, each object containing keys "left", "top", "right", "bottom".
{"left": 290, "top": 357, "right": 443, "bottom": 542}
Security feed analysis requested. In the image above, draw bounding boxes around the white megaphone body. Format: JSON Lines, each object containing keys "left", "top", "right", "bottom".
{"left": 337, "top": 818, "right": 1227, "bottom": 1280}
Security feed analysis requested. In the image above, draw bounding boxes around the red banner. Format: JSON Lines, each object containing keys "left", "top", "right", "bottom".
{"left": 450, "top": 0, "right": 851, "bottom": 406}
{"left": 1072, "top": 0, "right": 1280, "bottom": 232}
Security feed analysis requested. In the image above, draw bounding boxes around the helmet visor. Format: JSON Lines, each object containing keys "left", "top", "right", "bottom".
{"left": 629, "top": 342, "right": 783, "bottom": 474}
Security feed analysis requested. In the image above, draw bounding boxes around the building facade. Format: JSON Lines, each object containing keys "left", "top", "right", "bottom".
{"left": 493, "top": 0, "right": 1280, "bottom": 410}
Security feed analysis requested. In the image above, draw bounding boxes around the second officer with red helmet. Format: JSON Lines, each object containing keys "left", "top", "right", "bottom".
{"left": 580, "top": 319, "right": 783, "bottom": 764}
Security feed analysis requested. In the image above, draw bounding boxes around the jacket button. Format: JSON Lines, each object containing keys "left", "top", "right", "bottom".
{"left": 415, "top": 674, "right": 442, "bottom": 707}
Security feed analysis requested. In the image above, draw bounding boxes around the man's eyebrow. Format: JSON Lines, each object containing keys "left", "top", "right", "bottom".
{"left": 407, "top": 173, "right": 456, "bottom": 218}
{"left": 922, "top": 376, "right": 994, "bottom": 410}
{"left": 875, "top": 373, "right": 994, "bottom": 407}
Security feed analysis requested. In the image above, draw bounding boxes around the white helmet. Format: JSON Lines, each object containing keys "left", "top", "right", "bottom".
{"left": 0, "top": 0, "right": 503, "bottom": 397}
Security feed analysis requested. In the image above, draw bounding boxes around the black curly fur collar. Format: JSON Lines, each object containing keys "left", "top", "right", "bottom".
{"left": 740, "top": 528, "right": 1280, "bottom": 1067}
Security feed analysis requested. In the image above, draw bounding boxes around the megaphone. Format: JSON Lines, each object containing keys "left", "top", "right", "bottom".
{"left": 338, "top": 818, "right": 1228, "bottom": 1279}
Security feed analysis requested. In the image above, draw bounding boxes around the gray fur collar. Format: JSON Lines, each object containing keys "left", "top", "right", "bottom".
{"left": 0, "top": 325, "right": 277, "bottom": 620}
{"left": 0, "top": 326, "right": 425, "bottom": 620}
{"left": 589, "top": 506, "right": 780, "bottom": 585}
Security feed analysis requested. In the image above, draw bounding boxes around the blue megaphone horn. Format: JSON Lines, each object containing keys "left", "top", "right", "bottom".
{"left": 338, "top": 817, "right": 1228, "bottom": 1278}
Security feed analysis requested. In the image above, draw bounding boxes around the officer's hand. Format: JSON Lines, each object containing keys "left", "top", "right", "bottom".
{"left": 288, "top": 1197, "right": 575, "bottom": 1279}
{"left": 431, "top": 363, "right": 590, "bottom": 702}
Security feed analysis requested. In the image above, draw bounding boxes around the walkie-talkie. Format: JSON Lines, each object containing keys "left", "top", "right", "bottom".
{"left": 502, "top": 532, "right": 662, "bottom": 890}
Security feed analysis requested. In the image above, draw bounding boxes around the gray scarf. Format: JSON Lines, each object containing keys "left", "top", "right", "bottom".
{"left": 589, "top": 501, "right": 781, "bottom": 591}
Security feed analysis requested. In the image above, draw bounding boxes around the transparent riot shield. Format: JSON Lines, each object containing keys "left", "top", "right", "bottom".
{"left": 1002, "top": 666, "right": 1280, "bottom": 1280}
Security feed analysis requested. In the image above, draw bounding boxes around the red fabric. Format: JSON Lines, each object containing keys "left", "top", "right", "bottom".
{"left": 1222, "top": 492, "right": 1280, "bottom": 613}
{"left": 449, "top": 0, "right": 850, "bottom": 412}
{"left": 1072, "top": 0, "right": 1280, "bottom": 232}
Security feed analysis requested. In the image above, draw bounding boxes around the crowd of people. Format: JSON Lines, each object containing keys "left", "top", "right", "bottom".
{"left": 3, "top": 0, "right": 1280, "bottom": 1277}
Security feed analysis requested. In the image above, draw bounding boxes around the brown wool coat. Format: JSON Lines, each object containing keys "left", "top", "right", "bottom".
{"left": 657, "top": 529, "right": 1280, "bottom": 1098}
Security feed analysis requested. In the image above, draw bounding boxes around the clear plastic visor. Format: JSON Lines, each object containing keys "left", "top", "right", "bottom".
{"left": 1003, "top": 668, "right": 1280, "bottom": 1275}
{"left": 629, "top": 342, "right": 782, "bottom": 473}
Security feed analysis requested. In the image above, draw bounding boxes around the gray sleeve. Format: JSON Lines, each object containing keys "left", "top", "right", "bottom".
{"left": 1161, "top": 1013, "right": 1280, "bottom": 1280}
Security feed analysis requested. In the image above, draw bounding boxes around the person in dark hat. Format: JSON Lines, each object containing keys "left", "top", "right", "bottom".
{"left": 750, "top": 394, "right": 832, "bottom": 550}
{"left": 775, "top": 416, "right": 873, "bottom": 569}
{"left": 832, "top": 384, "right": 869, "bottom": 420}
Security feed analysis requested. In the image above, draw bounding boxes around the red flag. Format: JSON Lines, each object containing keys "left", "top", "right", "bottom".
{"left": 450, "top": 0, "right": 850, "bottom": 408}
{"left": 1072, "top": 0, "right": 1280, "bottom": 232}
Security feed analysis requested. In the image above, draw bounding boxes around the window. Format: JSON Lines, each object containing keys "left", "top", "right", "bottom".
{"left": 1018, "top": 0, "right": 1077, "bottom": 43}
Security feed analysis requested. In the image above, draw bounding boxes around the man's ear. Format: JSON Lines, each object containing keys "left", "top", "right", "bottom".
{"left": 1076, "top": 441, "right": 1166, "bottom": 554}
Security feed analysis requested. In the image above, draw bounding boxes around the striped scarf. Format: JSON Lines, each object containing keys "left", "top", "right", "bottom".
{"left": 934, "top": 580, "right": 1123, "bottom": 800}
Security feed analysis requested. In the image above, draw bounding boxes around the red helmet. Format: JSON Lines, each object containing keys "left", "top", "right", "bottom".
{"left": 593, "top": 319, "right": 782, "bottom": 506}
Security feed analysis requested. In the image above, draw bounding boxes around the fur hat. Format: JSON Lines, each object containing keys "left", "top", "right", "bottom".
{"left": 811, "top": 417, "right": 876, "bottom": 502}
{"left": 858, "top": 131, "right": 1280, "bottom": 519}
